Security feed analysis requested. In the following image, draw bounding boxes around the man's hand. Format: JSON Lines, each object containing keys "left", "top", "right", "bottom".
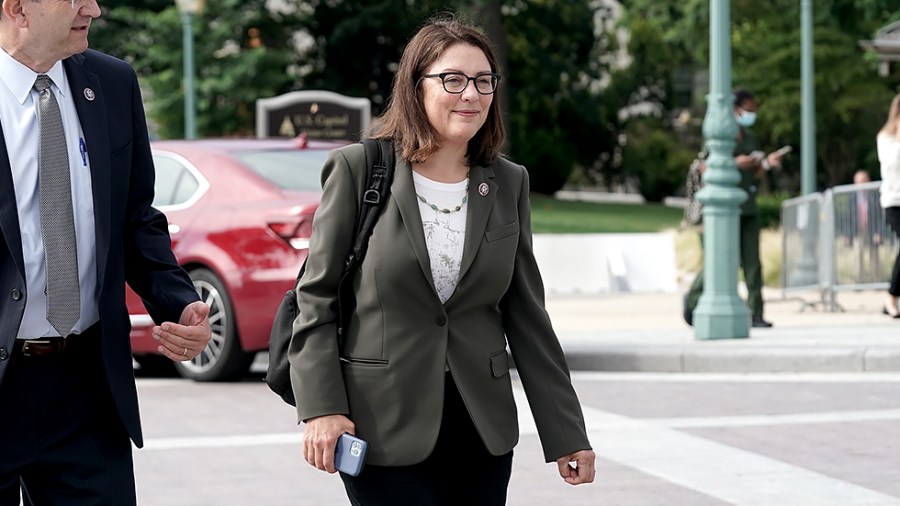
{"left": 303, "top": 414, "right": 356, "bottom": 474}
{"left": 736, "top": 153, "right": 763, "bottom": 171}
{"left": 556, "top": 449, "right": 596, "bottom": 485}
{"left": 764, "top": 151, "right": 785, "bottom": 170}
{"left": 153, "top": 301, "right": 211, "bottom": 361}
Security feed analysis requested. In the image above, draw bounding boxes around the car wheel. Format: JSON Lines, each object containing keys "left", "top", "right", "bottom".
{"left": 174, "top": 268, "right": 254, "bottom": 382}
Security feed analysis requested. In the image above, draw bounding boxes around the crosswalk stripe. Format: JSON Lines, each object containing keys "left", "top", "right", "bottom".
{"left": 514, "top": 390, "right": 900, "bottom": 506}
{"left": 140, "top": 383, "right": 900, "bottom": 506}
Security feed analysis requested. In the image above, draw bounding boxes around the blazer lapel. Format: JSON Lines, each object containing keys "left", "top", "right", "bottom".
{"left": 63, "top": 55, "right": 111, "bottom": 289}
{"left": 457, "top": 164, "right": 497, "bottom": 281}
{"left": 392, "top": 159, "right": 436, "bottom": 291}
{"left": 0, "top": 122, "right": 26, "bottom": 281}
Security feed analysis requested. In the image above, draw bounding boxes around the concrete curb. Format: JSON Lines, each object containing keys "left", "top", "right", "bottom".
{"left": 547, "top": 290, "right": 900, "bottom": 374}
{"left": 561, "top": 344, "right": 900, "bottom": 373}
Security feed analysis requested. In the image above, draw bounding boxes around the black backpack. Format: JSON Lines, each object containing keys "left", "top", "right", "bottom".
{"left": 265, "top": 138, "right": 395, "bottom": 406}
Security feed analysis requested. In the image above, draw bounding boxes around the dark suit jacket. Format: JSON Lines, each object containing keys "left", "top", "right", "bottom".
{"left": 0, "top": 50, "right": 198, "bottom": 447}
{"left": 289, "top": 143, "right": 591, "bottom": 466}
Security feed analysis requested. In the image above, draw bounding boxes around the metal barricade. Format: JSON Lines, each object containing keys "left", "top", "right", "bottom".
{"left": 829, "top": 181, "right": 895, "bottom": 293}
{"left": 781, "top": 192, "right": 825, "bottom": 295}
{"left": 781, "top": 181, "right": 898, "bottom": 311}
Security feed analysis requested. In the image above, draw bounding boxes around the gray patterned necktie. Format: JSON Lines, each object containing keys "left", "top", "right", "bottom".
{"left": 34, "top": 74, "right": 80, "bottom": 336}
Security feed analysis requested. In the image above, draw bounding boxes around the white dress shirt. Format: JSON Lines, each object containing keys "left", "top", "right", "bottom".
{"left": 0, "top": 48, "right": 99, "bottom": 339}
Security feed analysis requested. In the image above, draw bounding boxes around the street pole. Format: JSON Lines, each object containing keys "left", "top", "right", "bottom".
{"left": 181, "top": 10, "right": 196, "bottom": 139}
{"left": 176, "top": 0, "right": 204, "bottom": 140}
{"left": 693, "top": 0, "right": 750, "bottom": 339}
{"left": 793, "top": 0, "right": 820, "bottom": 292}
{"left": 800, "top": 0, "right": 816, "bottom": 195}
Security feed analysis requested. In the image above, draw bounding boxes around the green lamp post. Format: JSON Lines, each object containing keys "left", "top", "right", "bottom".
{"left": 175, "top": 0, "right": 204, "bottom": 140}
{"left": 693, "top": 0, "right": 750, "bottom": 340}
{"left": 800, "top": 0, "right": 816, "bottom": 195}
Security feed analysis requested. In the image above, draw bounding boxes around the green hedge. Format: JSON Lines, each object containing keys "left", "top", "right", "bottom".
{"left": 621, "top": 119, "right": 697, "bottom": 203}
{"left": 757, "top": 191, "right": 791, "bottom": 229}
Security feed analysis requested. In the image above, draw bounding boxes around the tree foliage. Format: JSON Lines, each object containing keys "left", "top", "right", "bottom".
{"left": 619, "top": 0, "right": 900, "bottom": 192}
{"left": 90, "top": 0, "right": 610, "bottom": 194}
{"left": 501, "top": 0, "right": 611, "bottom": 193}
{"left": 287, "top": 0, "right": 609, "bottom": 194}
{"left": 89, "top": 1, "right": 900, "bottom": 195}
{"left": 92, "top": 0, "right": 306, "bottom": 138}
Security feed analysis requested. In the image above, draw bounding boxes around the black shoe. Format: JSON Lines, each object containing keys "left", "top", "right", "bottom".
{"left": 882, "top": 306, "right": 900, "bottom": 319}
{"left": 751, "top": 316, "right": 773, "bottom": 328}
{"left": 682, "top": 295, "right": 693, "bottom": 327}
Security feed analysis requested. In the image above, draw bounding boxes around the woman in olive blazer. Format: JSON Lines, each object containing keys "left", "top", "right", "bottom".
{"left": 289, "top": 16, "right": 594, "bottom": 505}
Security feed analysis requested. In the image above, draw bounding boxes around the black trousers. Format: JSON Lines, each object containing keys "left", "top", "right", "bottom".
{"left": 0, "top": 327, "right": 136, "bottom": 506}
{"left": 340, "top": 373, "right": 514, "bottom": 506}
{"left": 886, "top": 207, "right": 900, "bottom": 297}
{"left": 687, "top": 213, "right": 764, "bottom": 317}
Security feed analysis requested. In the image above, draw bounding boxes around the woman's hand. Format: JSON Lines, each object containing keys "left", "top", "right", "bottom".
{"left": 303, "top": 414, "right": 355, "bottom": 473}
{"left": 556, "top": 449, "right": 596, "bottom": 485}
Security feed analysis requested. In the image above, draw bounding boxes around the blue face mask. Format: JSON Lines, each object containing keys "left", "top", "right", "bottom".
{"left": 736, "top": 111, "right": 757, "bottom": 127}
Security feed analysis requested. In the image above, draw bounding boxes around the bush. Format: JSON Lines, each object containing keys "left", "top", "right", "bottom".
{"left": 621, "top": 119, "right": 696, "bottom": 202}
{"left": 757, "top": 191, "right": 791, "bottom": 229}
{"left": 513, "top": 125, "right": 577, "bottom": 195}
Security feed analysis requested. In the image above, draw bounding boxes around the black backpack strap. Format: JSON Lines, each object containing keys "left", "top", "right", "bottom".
{"left": 349, "top": 138, "right": 395, "bottom": 266}
{"left": 336, "top": 138, "right": 394, "bottom": 345}
{"left": 270, "top": 139, "right": 394, "bottom": 404}
{"left": 292, "top": 139, "right": 394, "bottom": 288}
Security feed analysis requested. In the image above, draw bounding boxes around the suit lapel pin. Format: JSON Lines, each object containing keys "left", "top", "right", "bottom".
{"left": 83, "top": 88, "right": 95, "bottom": 101}
{"left": 478, "top": 182, "right": 489, "bottom": 197}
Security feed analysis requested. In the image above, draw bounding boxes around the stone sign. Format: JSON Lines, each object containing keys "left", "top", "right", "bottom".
{"left": 256, "top": 90, "right": 371, "bottom": 141}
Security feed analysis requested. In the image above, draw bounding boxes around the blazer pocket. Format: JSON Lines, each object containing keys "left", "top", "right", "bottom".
{"left": 340, "top": 356, "right": 389, "bottom": 367}
{"left": 109, "top": 141, "right": 133, "bottom": 173}
{"left": 490, "top": 350, "right": 510, "bottom": 378}
{"left": 485, "top": 221, "right": 519, "bottom": 243}
{"left": 110, "top": 140, "right": 133, "bottom": 157}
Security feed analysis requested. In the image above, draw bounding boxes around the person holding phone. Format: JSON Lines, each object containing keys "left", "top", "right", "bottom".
{"left": 289, "top": 14, "right": 595, "bottom": 505}
{"left": 683, "top": 87, "right": 786, "bottom": 328}
{"left": 877, "top": 93, "right": 900, "bottom": 318}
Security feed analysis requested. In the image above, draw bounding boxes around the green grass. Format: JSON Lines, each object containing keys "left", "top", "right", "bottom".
{"left": 529, "top": 194, "right": 684, "bottom": 233}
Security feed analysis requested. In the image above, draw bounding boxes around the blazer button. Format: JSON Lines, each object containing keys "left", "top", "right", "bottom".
{"left": 10, "top": 288, "right": 22, "bottom": 301}
{"left": 435, "top": 315, "right": 447, "bottom": 326}
{"left": 0, "top": 348, "right": 8, "bottom": 361}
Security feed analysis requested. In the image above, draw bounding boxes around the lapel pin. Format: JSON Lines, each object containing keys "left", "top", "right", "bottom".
{"left": 84, "top": 88, "right": 95, "bottom": 101}
{"left": 478, "top": 182, "right": 489, "bottom": 197}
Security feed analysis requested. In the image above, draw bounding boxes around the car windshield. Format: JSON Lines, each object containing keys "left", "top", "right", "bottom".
{"left": 234, "top": 149, "right": 330, "bottom": 192}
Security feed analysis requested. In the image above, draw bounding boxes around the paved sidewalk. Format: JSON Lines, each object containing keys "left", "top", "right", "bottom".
{"left": 545, "top": 288, "right": 900, "bottom": 373}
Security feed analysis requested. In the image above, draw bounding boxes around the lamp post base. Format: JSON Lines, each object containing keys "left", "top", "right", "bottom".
{"left": 693, "top": 295, "right": 750, "bottom": 340}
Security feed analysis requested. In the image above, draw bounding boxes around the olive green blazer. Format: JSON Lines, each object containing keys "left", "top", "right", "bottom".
{"left": 288, "top": 143, "right": 590, "bottom": 466}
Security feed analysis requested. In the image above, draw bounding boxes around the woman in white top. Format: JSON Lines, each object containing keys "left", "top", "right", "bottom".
{"left": 877, "top": 93, "right": 900, "bottom": 318}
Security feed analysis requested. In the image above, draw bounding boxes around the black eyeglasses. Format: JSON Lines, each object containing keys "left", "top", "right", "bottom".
{"left": 422, "top": 72, "right": 501, "bottom": 95}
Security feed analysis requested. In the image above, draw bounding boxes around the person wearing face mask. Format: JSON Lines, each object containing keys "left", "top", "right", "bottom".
{"left": 288, "top": 14, "right": 595, "bottom": 505}
{"left": 683, "top": 87, "right": 785, "bottom": 329}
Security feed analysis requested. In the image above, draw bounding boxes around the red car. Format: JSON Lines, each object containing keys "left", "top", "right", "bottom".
{"left": 128, "top": 136, "right": 344, "bottom": 381}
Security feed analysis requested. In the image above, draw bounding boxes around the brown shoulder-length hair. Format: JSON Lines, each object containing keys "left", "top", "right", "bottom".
{"left": 881, "top": 93, "right": 900, "bottom": 137}
{"left": 366, "top": 14, "right": 505, "bottom": 167}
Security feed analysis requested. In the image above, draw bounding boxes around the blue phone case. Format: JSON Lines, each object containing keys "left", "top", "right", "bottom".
{"left": 335, "top": 433, "right": 368, "bottom": 476}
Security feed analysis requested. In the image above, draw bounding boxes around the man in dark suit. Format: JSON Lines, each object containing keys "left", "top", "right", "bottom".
{"left": 0, "top": 1, "right": 211, "bottom": 504}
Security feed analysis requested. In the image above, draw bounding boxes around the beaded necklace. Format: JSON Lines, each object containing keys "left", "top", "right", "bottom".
{"left": 415, "top": 171, "right": 469, "bottom": 214}
{"left": 416, "top": 185, "right": 468, "bottom": 214}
